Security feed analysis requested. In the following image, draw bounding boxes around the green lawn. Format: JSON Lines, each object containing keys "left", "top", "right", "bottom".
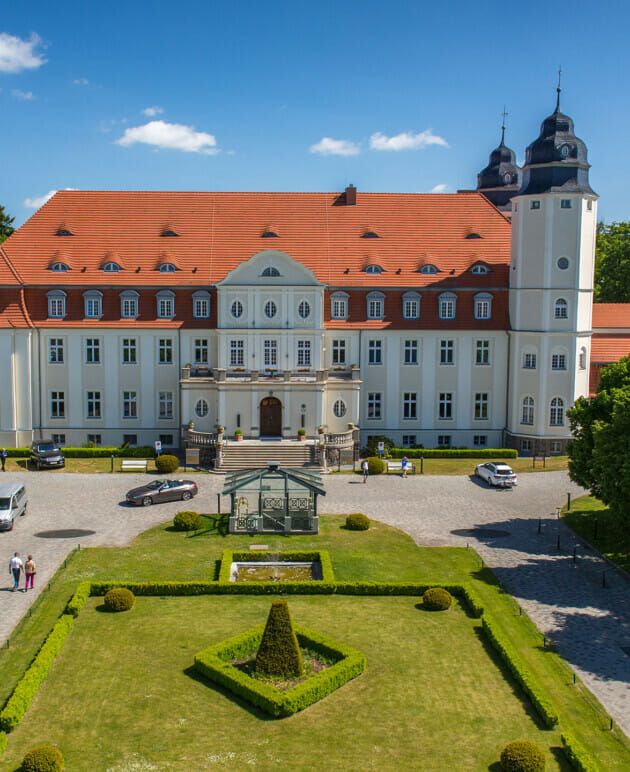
{"left": 1, "top": 515, "right": 629, "bottom": 770}
{"left": 563, "top": 494, "right": 630, "bottom": 574}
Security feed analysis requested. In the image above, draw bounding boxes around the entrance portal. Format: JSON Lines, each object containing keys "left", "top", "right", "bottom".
{"left": 260, "top": 397, "right": 282, "bottom": 437}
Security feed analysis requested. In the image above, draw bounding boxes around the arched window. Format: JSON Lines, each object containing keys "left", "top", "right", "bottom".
{"left": 195, "top": 399, "right": 209, "bottom": 418}
{"left": 362, "top": 231, "right": 379, "bottom": 238}
{"left": 402, "top": 292, "right": 420, "bottom": 320}
{"left": 297, "top": 300, "right": 311, "bottom": 319}
{"left": 83, "top": 291, "right": 103, "bottom": 319}
{"left": 330, "top": 292, "right": 348, "bottom": 320}
{"left": 474, "top": 293, "right": 492, "bottom": 320}
{"left": 261, "top": 230, "right": 278, "bottom": 238}
{"left": 419, "top": 264, "right": 439, "bottom": 274}
{"left": 50, "top": 262, "right": 69, "bottom": 272}
{"left": 550, "top": 397, "right": 565, "bottom": 426}
{"left": 465, "top": 232, "right": 483, "bottom": 240}
{"left": 366, "top": 292, "right": 385, "bottom": 320}
{"left": 161, "top": 229, "right": 178, "bottom": 237}
{"left": 333, "top": 399, "right": 347, "bottom": 418}
{"left": 261, "top": 266, "right": 280, "bottom": 277}
{"left": 364, "top": 265, "right": 383, "bottom": 274}
{"left": 55, "top": 228, "right": 73, "bottom": 236}
{"left": 438, "top": 292, "right": 457, "bottom": 320}
{"left": 47, "top": 290, "right": 67, "bottom": 319}
{"left": 579, "top": 347, "right": 587, "bottom": 370}
{"left": 554, "top": 298, "right": 568, "bottom": 319}
{"left": 522, "top": 348, "right": 537, "bottom": 370}
{"left": 231, "top": 299, "right": 244, "bottom": 319}
{"left": 159, "top": 263, "right": 177, "bottom": 273}
{"left": 102, "top": 262, "right": 121, "bottom": 273}
{"left": 470, "top": 263, "right": 490, "bottom": 274}
{"left": 521, "top": 396, "right": 534, "bottom": 425}
{"left": 264, "top": 300, "right": 277, "bottom": 319}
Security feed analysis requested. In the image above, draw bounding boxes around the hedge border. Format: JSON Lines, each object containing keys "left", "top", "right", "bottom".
{"left": 561, "top": 732, "right": 599, "bottom": 772}
{"left": 4, "top": 446, "right": 156, "bottom": 459}
{"left": 389, "top": 448, "right": 518, "bottom": 459}
{"left": 218, "top": 550, "right": 335, "bottom": 583}
{"left": 194, "top": 623, "right": 366, "bottom": 718}
{"left": 482, "top": 615, "right": 559, "bottom": 728}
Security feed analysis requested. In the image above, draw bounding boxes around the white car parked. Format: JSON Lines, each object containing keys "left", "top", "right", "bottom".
{"left": 475, "top": 462, "right": 518, "bottom": 488}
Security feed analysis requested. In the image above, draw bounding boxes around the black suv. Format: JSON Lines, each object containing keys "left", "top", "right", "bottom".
{"left": 30, "top": 440, "right": 65, "bottom": 470}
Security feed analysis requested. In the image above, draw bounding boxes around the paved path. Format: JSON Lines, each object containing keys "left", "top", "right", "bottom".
{"left": 1, "top": 469, "right": 629, "bottom": 736}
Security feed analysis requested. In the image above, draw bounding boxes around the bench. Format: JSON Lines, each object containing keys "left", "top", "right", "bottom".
{"left": 386, "top": 459, "right": 416, "bottom": 475}
{"left": 120, "top": 459, "right": 148, "bottom": 472}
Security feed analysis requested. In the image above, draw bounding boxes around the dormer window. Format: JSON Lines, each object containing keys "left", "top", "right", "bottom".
{"left": 47, "top": 290, "right": 67, "bottom": 319}
{"left": 50, "top": 262, "right": 69, "bottom": 273}
{"left": 159, "top": 263, "right": 177, "bottom": 273}
{"left": 120, "top": 291, "right": 139, "bottom": 319}
{"left": 362, "top": 231, "right": 379, "bottom": 238}
{"left": 364, "top": 265, "right": 383, "bottom": 274}
{"left": 261, "top": 266, "right": 280, "bottom": 277}
{"left": 330, "top": 292, "right": 348, "bottom": 320}
{"left": 55, "top": 228, "right": 73, "bottom": 236}
{"left": 438, "top": 292, "right": 457, "bottom": 320}
{"left": 474, "top": 293, "right": 492, "bottom": 320}
{"left": 261, "top": 230, "right": 278, "bottom": 238}
{"left": 419, "top": 264, "right": 439, "bottom": 275}
{"left": 102, "top": 262, "right": 121, "bottom": 273}
{"left": 193, "top": 291, "right": 211, "bottom": 319}
{"left": 367, "top": 291, "right": 385, "bottom": 320}
{"left": 84, "top": 291, "right": 103, "bottom": 320}
{"left": 471, "top": 264, "right": 490, "bottom": 275}
{"left": 465, "top": 233, "right": 483, "bottom": 240}
{"left": 161, "top": 229, "right": 178, "bottom": 237}
{"left": 402, "top": 292, "right": 420, "bottom": 320}
{"left": 157, "top": 291, "right": 175, "bottom": 319}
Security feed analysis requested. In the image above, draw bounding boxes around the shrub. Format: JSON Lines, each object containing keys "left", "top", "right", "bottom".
{"left": 255, "top": 600, "right": 303, "bottom": 678}
{"left": 422, "top": 587, "right": 453, "bottom": 611}
{"left": 65, "top": 581, "right": 91, "bottom": 617}
{"left": 500, "top": 740, "right": 546, "bottom": 772}
{"left": 361, "top": 435, "right": 394, "bottom": 458}
{"left": 173, "top": 511, "right": 202, "bottom": 531}
{"left": 104, "top": 587, "right": 135, "bottom": 612}
{"left": 367, "top": 456, "right": 386, "bottom": 475}
{"left": 345, "top": 513, "right": 370, "bottom": 531}
{"left": 297, "top": 428, "right": 306, "bottom": 436}
{"left": 155, "top": 454, "right": 179, "bottom": 473}
{"left": 561, "top": 733, "right": 598, "bottom": 772}
{"left": 22, "top": 746, "right": 64, "bottom": 772}
{"left": 389, "top": 447, "right": 518, "bottom": 459}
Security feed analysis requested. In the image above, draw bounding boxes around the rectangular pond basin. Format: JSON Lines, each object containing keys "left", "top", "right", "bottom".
{"left": 230, "top": 560, "right": 323, "bottom": 582}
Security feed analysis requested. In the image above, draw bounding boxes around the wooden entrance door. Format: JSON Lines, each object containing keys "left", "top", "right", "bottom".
{"left": 260, "top": 397, "right": 282, "bottom": 437}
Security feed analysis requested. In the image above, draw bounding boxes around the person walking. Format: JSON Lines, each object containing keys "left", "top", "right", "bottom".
{"left": 9, "top": 552, "right": 23, "bottom": 592}
{"left": 0, "top": 448, "right": 7, "bottom": 472}
{"left": 362, "top": 459, "right": 369, "bottom": 483}
{"left": 24, "top": 555, "right": 36, "bottom": 591}
{"left": 401, "top": 456, "right": 409, "bottom": 479}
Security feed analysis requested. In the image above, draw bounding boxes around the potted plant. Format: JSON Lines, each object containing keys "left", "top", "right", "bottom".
{"left": 186, "top": 420, "right": 195, "bottom": 430}
{"left": 297, "top": 428, "right": 307, "bottom": 441}
{"left": 235, "top": 429, "right": 244, "bottom": 442}
{"left": 317, "top": 425, "right": 326, "bottom": 435}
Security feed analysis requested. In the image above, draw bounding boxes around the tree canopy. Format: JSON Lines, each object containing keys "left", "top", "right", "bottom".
{"left": 594, "top": 221, "right": 630, "bottom": 302}
{"left": 0, "top": 205, "right": 15, "bottom": 244}
{"left": 568, "top": 356, "right": 630, "bottom": 521}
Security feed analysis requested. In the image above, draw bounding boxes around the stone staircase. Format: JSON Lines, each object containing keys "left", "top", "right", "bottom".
{"left": 219, "top": 440, "right": 321, "bottom": 471}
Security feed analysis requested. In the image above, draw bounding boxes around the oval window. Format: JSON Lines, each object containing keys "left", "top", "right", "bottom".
{"left": 195, "top": 399, "right": 209, "bottom": 418}
{"left": 231, "top": 300, "right": 243, "bottom": 319}
{"left": 264, "top": 300, "right": 277, "bottom": 319}
{"left": 333, "top": 399, "right": 347, "bottom": 418}
{"left": 298, "top": 300, "right": 311, "bottom": 319}
{"left": 557, "top": 257, "right": 570, "bottom": 270}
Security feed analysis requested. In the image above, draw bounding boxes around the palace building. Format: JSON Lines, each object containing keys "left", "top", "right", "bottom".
{"left": 1, "top": 95, "right": 628, "bottom": 456}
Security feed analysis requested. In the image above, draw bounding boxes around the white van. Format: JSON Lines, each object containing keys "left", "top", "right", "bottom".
{"left": 0, "top": 483, "right": 28, "bottom": 531}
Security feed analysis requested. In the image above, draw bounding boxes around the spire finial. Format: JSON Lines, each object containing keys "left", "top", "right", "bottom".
{"left": 556, "top": 66, "right": 562, "bottom": 111}
{"left": 501, "top": 106, "right": 508, "bottom": 144}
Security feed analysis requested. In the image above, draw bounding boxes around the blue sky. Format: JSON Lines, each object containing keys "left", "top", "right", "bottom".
{"left": 2, "top": 0, "right": 628, "bottom": 226}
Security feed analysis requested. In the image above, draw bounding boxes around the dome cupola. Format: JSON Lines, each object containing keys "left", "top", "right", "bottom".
{"left": 476, "top": 114, "right": 522, "bottom": 213}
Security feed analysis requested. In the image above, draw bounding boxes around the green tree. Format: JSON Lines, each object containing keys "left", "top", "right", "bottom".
{"left": 255, "top": 599, "right": 303, "bottom": 678}
{"left": 594, "top": 221, "right": 630, "bottom": 302}
{"left": 0, "top": 205, "right": 15, "bottom": 244}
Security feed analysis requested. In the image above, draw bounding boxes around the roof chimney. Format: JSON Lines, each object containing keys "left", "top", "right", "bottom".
{"left": 344, "top": 184, "right": 357, "bottom": 206}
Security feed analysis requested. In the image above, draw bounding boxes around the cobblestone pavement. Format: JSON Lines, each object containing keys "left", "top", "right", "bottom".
{"left": 1, "top": 469, "right": 629, "bottom": 736}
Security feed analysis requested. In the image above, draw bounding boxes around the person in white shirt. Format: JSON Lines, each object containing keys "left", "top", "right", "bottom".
{"left": 9, "top": 552, "right": 23, "bottom": 592}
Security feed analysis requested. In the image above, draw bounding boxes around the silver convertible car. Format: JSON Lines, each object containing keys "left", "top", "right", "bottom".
{"left": 474, "top": 462, "right": 518, "bottom": 488}
{"left": 126, "top": 479, "right": 198, "bottom": 506}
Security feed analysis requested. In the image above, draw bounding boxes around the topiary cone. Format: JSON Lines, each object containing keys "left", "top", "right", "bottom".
{"left": 255, "top": 599, "right": 303, "bottom": 678}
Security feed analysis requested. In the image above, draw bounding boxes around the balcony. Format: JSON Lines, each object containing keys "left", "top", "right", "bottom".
{"left": 180, "top": 366, "right": 360, "bottom": 383}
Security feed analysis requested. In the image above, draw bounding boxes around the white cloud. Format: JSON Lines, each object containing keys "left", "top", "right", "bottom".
{"left": 309, "top": 137, "right": 360, "bottom": 156}
{"left": 23, "top": 188, "right": 77, "bottom": 209}
{"left": 73, "top": 77, "right": 89, "bottom": 85}
{"left": 142, "top": 106, "right": 163, "bottom": 116}
{"left": 370, "top": 129, "right": 448, "bottom": 151}
{"left": 116, "top": 120, "right": 218, "bottom": 154}
{"left": 11, "top": 89, "right": 34, "bottom": 100}
{"left": 0, "top": 32, "right": 46, "bottom": 73}
{"left": 430, "top": 183, "right": 448, "bottom": 193}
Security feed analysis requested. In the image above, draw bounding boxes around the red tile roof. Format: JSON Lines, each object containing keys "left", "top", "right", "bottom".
{"left": 0, "top": 289, "right": 33, "bottom": 328}
{"left": 590, "top": 335, "right": 630, "bottom": 363}
{"left": 1, "top": 190, "right": 511, "bottom": 288}
{"left": 592, "top": 303, "right": 630, "bottom": 329}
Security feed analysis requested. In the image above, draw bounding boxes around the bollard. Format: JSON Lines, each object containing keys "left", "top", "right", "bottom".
{"left": 593, "top": 517, "right": 599, "bottom": 540}
{"left": 610, "top": 717, "right": 614, "bottom": 731}
{"left": 573, "top": 672, "right": 576, "bottom": 685}
{"left": 573, "top": 546, "right": 577, "bottom": 563}
{"left": 537, "top": 517, "right": 542, "bottom": 534}
{"left": 420, "top": 455, "right": 424, "bottom": 474}
{"left": 217, "top": 492, "right": 221, "bottom": 516}
{"left": 519, "top": 606, "right": 522, "bottom": 616}
{"left": 567, "top": 491, "right": 571, "bottom": 511}
{"left": 78, "top": 543, "right": 81, "bottom": 551}
{"left": 111, "top": 454, "right": 114, "bottom": 473}
{"left": 556, "top": 534, "right": 561, "bottom": 551}
{"left": 543, "top": 636, "right": 547, "bottom": 649}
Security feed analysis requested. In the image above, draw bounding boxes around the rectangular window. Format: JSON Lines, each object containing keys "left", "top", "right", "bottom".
{"left": 551, "top": 353, "right": 567, "bottom": 370}
{"left": 159, "top": 434, "right": 174, "bottom": 446}
{"left": 49, "top": 338, "right": 64, "bottom": 364}
{"left": 158, "top": 338, "right": 173, "bottom": 364}
{"left": 86, "top": 390, "right": 101, "bottom": 419}
{"left": 476, "top": 340, "right": 490, "bottom": 365}
{"left": 50, "top": 391, "right": 65, "bottom": 419}
{"left": 438, "top": 393, "right": 453, "bottom": 420}
{"left": 440, "top": 340, "right": 454, "bottom": 365}
{"left": 159, "top": 391, "right": 173, "bottom": 420}
{"left": 122, "top": 338, "right": 137, "bottom": 364}
{"left": 530, "top": 200, "right": 541, "bottom": 210}
{"left": 86, "top": 338, "right": 101, "bottom": 364}
{"left": 404, "top": 340, "right": 418, "bottom": 365}
{"left": 522, "top": 399, "right": 535, "bottom": 425}
{"left": 437, "top": 435, "right": 451, "bottom": 448}
{"left": 121, "top": 295, "right": 138, "bottom": 319}
{"left": 587, "top": 200, "right": 593, "bottom": 211}
{"left": 194, "top": 338, "right": 208, "bottom": 365}
{"left": 403, "top": 299, "right": 419, "bottom": 319}
{"left": 439, "top": 298, "right": 455, "bottom": 320}
{"left": 368, "top": 339, "right": 382, "bottom": 365}
{"left": 48, "top": 296, "right": 65, "bottom": 318}
{"left": 264, "top": 339, "right": 278, "bottom": 368}
{"left": 230, "top": 340, "right": 245, "bottom": 367}
{"left": 475, "top": 299, "right": 491, "bottom": 320}
{"left": 85, "top": 295, "right": 102, "bottom": 319}
{"left": 193, "top": 296, "right": 210, "bottom": 319}
{"left": 123, "top": 434, "right": 138, "bottom": 446}
{"left": 474, "top": 392, "right": 489, "bottom": 420}
{"left": 520, "top": 439, "right": 532, "bottom": 453}
{"left": 367, "top": 392, "right": 382, "bottom": 419}
{"left": 158, "top": 296, "right": 174, "bottom": 318}
{"left": 122, "top": 391, "right": 138, "bottom": 419}
{"left": 561, "top": 199, "right": 572, "bottom": 209}
{"left": 331, "top": 297, "right": 347, "bottom": 319}
{"left": 550, "top": 440, "right": 562, "bottom": 455}
{"left": 523, "top": 353, "right": 537, "bottom": 369}
{"left": 367, "top": 298, "right": 383, "bottom": 319}
{"left": 87, "top": 434, "right": 102, "bottom": 447}
{"left": 473, "top": 435, "right": 487, "bottom": 447}
{"left": 332, "top": 339, "right": 346, "bottom": 365}
{"left": 402, "top": 435, "right": 416, "bottom": 448}
{"left": 52, "top": 433, "right": 66, "bottom": 446}
{"left": 297, "top": 340, "right": 311, "bottom": 367}
{"left": 403, "top": 392, "right": 417, "bottom": 420}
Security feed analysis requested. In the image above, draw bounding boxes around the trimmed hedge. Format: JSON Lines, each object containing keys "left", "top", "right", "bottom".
{"left": 561, "top": 733, "right": 599, "bottom": 772}
{"left": 345, "top": 513, "right": 370, "bottom": 531}
{"left": 0, "top": 446, "right": 157, "bottom": 459}
{"left": 65, "top": 581, "right": 91, "bottom": 617}
{"left": 0, "top": 614, "right": 74, "bottom": 732}
{"left": 173, "top": 511, "right": 202, "bottom": 531}
{"left": 366, "top": 456, "right": 386, "bottom": 474}
{"left": 0, "top": 731, "right": 6, "bottom": 757}
{"left": 104, "top": 587, "right": 135, "bottom": 612}
{"left": 389, "top": 448, "right": 518, "bottom": 459}
{"left": 218, "top": 551, "right": 335, "bottom": 583}
{"left": 500, "top": 740, "right": 546, "bottom": 771}
{"left": 422, "top": 587, "right": 453, "bottom": 611}
{"left": 155, "top": 454, "right": 179, "bottom": 473}
{"left": 194, "top": 623, "right": 366, "bottom": 718}
{"left": 255, "top": 600, "right": 303, "bottom": 677}
{"left": 482, "top": 616, "right": 559, "bottom": 728}
{"left": 22, "top": 745, "right": 64, "bottom": 772}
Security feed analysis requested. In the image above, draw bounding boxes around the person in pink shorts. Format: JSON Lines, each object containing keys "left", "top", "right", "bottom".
{"left": 24, "top": 555, "right": 36, "bottom": 591}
